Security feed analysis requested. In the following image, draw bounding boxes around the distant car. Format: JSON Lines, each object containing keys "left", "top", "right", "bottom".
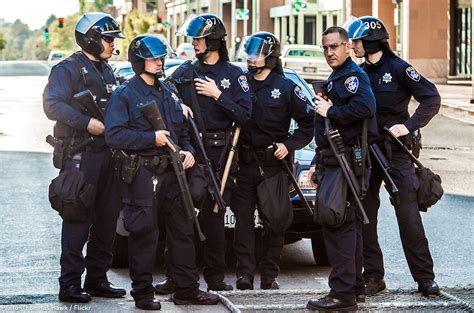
{"left": 47, "top": 50, "right": 66, "bottom": 62}
{"left": 111, "top": 63, "right": 328, "bottom": 268}
{"left": 175, "top": 42, "right": 195, "bottom": 60}
{"left": 281, "top": 44, "right": 331, "bottom": 82}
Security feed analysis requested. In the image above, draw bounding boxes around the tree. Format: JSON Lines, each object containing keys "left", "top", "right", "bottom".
{"left": 79, "top": 0, "right": 113, "bottom": 13}
{"left": 119, "top": 9, "right": 156, "bottom": 60}
{"left": 0, "top": 32, "right": 5, "bottom": 52}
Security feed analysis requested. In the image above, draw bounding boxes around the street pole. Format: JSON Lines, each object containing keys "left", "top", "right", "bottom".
{"left": 471, "top": 0, "right": 474, "bottom": 102}
{"left": 243, "top": 0, "right": 248, "bottom": 38}
{"left": 231, "top": 0, "right": 237, "bottom": 60}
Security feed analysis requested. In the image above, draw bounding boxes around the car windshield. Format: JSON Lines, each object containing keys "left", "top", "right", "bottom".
{"left": 287, "top": 49, "right": 324, "bottom": 58}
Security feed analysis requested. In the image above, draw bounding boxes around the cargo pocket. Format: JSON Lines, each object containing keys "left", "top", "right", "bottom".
{"left": 122, "top": 204, "right": 157, "bottom": 235}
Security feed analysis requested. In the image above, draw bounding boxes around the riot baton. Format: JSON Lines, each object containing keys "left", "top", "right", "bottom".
{"left": 272, "top": 144, "right": 314, "bottom": 217}
{"left": 213, "top": 127, "right": 241, "bottom": 213}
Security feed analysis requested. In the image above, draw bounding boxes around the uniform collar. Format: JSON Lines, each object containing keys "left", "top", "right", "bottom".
{"left": 197, "top": 58, "right": 224, "bottom": 75}
{"left": 328, "top": 57, "right": 355, "bottom": 81}
{"left": 250, "top": 70, "right": 278, "bottom": 88}
{"left": 130, "top": 75, "right": 159, "bottom": 97}
{"left": 364, "top": 52, "right": 389, "bottom": 70}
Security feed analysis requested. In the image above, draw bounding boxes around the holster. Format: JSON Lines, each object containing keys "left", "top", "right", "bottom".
{"left": 239, "top": 145, "right": 278, "bottom": 166}
{"left": 119, "top": 151, "right": 169, "bottom": 184}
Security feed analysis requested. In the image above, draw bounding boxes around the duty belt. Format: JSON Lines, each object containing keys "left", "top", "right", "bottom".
{"left": 239, "top": 145, "right": 278, "bottom": 165}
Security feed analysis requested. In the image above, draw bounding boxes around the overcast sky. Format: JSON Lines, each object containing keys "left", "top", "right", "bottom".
{"left": 0, "top": 0, "right": 80, "bottom": 30}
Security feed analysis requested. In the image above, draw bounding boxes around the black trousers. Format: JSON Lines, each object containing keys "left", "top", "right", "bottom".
{"left": 362, "top": 148, "right": 435, "bottom": 282}
{"left": 59, "top": 149, "right": 121, "bottom": 287}
{"left": 123, "top": 168, "right": 199, "bottom": 301}
{"left": 231, "top": 163, "right": 285, "bottom": 280}
{"left": 197, "top": 145, "right": 229, "bottom": 285}
{"left": 323, "top": 205, "right": 364, "bottom": 302}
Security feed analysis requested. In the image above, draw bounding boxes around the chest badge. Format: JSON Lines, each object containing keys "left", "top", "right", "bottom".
{"left": 271, "top": 88, "right": 281, "bottom": 99}
{"left": 406, "top": 66, "right": 421, "bottom": 82}
{"left": 382, "top": 72, "right": 392, "bottom": 84}
{"left": 220, "top": 78, "right": 231, "bottom": 89}
{"left": 344, "top": 76, "right": 359, "bottom": 93}
{"left": 327, "top": 81, "right": 333, "bottom": 92}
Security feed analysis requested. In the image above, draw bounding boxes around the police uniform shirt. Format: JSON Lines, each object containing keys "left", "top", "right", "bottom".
{"left": 361, "top": 53, "right": 441, "bottom": 133}
{"left": 241, "top": 71, "right": 314, "bottom": 150}
{"left": 105, "top": 75, "right": 193, "bottom": 155}
{"left": 314, "top": 57, "right": 377, "bottom": 149}
{"left": 170, "top": 59, "right": 252, "bottom": 130}
{"left": 43, "top": 52, "right": 116, "bottom": 130}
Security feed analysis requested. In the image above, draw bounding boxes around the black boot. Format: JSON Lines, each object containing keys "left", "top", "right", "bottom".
{"left": 236, "top": 274, "right": 254, "bottom": 290}
{"left": 84, "top": 279, "right": 126, "bottom": 298}
{"left": 135, "top": 296, "right": 161, "bottom": 310}
{"left": 172, "top": 290, "right": 220, "bottom": 305}
{"left": 307, "top": 295, "right": 357, "bottom": 311}
{"left": 207, "top": 280, "right": 233, "bottom": 291}
{"left": 418, "top": 280, "right": 440, "bottom": 297}
{"left": 58, "top": 285, "right": 91, "bottom": 303}
{"left": 154, "top": 278, "right": 176, "bottom": 295}
{"left": 260, "top": 278, "right": 280, "bottom": 290}
{"left": 364, "top": 277, "right": 386, "bottom": 295}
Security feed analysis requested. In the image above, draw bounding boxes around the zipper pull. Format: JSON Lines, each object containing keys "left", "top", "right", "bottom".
{"left": 258, "top": 166, "right": 264, "bottom": 177}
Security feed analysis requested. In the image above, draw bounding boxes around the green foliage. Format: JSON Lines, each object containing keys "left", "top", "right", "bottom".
{"left": 79, "top": 0, "right": 113, "bottom": 14}
{"left": 119, "top": 9, "right": 156, "bottom": 60}
{"left": 0, "top": 32, "right": 5, "bottom": 52}
{"left": 48, "top": 13, "right": 81, "bottom": 54}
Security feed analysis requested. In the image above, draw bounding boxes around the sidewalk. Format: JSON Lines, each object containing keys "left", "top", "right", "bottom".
{"left": 437, "top": 84, "right": 474, "bottom": 124}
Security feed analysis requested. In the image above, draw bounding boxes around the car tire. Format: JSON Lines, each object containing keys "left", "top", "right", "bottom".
{"left": 311, "top": 236, "right": 330, "bottom": 266}
{"left": 111, "top": 233, "right": 129, "bottom": 268}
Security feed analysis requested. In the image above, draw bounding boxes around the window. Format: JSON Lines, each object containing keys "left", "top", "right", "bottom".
{"left": 286, "top": 49, "right": 324, "bottom": 58}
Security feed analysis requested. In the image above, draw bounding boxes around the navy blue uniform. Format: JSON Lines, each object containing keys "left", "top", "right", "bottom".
{"left": 314, "top": 57, "right": 377, "bottom": 302}
{"left": 43, "top": 52, "right": 121, "bottom": 289}
{"left": 360, "top": 53, "right": 440, "bottom": 284}
{"left": 170, "top": 59, "right": 252, "bottom": 286}
{"left": 104, "top": 75, "right": 200, "bottom": 301}
{"left": 232, "top": 70, "right": 313, "bottom": 282}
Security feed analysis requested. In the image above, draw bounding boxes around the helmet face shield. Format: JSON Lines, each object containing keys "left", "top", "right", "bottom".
{"left": 238, "top": 36, "right": 273, "bottom": 62}
{"left": 345, "top": 17, "right": 367, "bottom": 40}
{"left": 132, "top": 34, "right": 175, "bottom": 60}
{"left": 344, "top": 16, "right": 389, "bottom": 41}
{"left": 176, "top": 14, "right": 214, "bottom": 38}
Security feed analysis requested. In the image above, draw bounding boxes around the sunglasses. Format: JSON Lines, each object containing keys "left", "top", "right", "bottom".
{"left": 321, "top": 42, "right": 347, "bottom": 52}
{"left": 102, "top": 36, "right": 115, "bottom": 43}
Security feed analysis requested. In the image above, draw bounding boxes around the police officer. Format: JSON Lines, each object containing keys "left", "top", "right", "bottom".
{"left": 105, "top": 34, "right": 220, "bottom": 310}
{"left": 232, "top": 32, "right": 313, "bottom": 290}
{"left": 43, "top": 12, "right": 126, "bottom": 303}
{"left": 347, "top": 16, "right": 441, "bottom": 297}
{"left": 306, "top": 26, "right": 377, "bottom": 311}
{"left": 155, "top": 13, "right": 252, "bottom": 293}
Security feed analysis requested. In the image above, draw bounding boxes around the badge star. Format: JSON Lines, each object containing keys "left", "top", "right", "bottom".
{"left": 271, "top": 88, "right": 281, "bottom": 99}
{"left": 382, "top": 72, "right": 392, "bottom": 83}
{"left": 220, "top": 78, "right": 231, "bottom": 89}
{"left": 348, "top": 81, "right": 357, "bottom": 91}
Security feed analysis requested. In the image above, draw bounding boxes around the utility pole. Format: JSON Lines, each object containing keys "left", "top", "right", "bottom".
{"left": 243, "top": 0, "right": 248, "bottom": 38}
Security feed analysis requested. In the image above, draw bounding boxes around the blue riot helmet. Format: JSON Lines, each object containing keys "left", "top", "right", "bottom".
{"left": 176, "top": 13, "right": 229, "bottom": 61}
{"left": 345, "top": 16, "right": 392, "bottom": 55}
{"left": 238, "top": 32, "right": 283, "bottom": 74}
{"left": 75, "top": 12, "right": 124, "bottom": 58}
{"left": 128, "top": 34, "right": 175, "bottom": 77}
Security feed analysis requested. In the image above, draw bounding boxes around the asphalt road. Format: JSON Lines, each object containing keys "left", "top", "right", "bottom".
{"left": 0, "top": 72, "right": 472, "bottom": 311}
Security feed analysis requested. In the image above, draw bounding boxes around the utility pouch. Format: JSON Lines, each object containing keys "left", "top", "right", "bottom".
{"left": 411, "top": 129, "right": 422, "bottom": 158}
{"left": 120, "top": 152, "right": 139, "bottom": 184}
{"left": 144, "top": 155, "right": 169, "bottom": 175}
{"left": 206, "top": 131, "right": 226, "bottom": 147}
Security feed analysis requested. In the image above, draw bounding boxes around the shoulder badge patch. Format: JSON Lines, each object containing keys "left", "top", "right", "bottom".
{"left": 238, "top": 75, "right": 249, "bottom": 92}
{"left": 327, "top": 81, "right": 333, "bottom": 92}
{"left": 405, "top": 66, "right": 421, "bottom": 82}
{"left": 294, "top": 86, "right": 307, "bottom": 101}
{"left": 344, "top": 76, "right": 359, "bottom": 93}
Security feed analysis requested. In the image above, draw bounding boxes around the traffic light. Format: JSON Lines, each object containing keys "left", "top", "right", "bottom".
{"left": 58, "top": 17, "right": 64, "bottom": 28}
{"left": 35, "top": 42, "right": 40, "bottom": 48}
{"left": 157, "top": 15, "right": 162, "bottom": 23}
{"left": 44, "top": 28, "right": 50, "bottom": 43}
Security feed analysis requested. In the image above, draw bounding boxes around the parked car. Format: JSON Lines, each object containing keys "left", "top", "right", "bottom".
{"left": 111, "top": 62, "right": 327, "bottom": 267}
{"left": 47, "top": 50, "right": 66, "bottom": 62}
{"left": 175, "top": 42, "right": 195, "bottom": 60}
{"left": 111, "top": 59, "right": 187, "bottom": 84}
{"left": 281, "top": 44, "right": 331, "bottom": 82}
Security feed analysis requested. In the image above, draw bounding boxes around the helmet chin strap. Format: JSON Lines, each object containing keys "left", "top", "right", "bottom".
{"left": 247, "top": 65, "right": 266, "bottom": 74}
{"left": 143, "top": 70, "right": 164, "bottom": 80}
{"left": 196, "top": 49, "right": 209, "bottom": 62}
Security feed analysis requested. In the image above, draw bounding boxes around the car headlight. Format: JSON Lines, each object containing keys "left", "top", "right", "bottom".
{"left": 297, "top": 169, "right": 315, "bottom": 190}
